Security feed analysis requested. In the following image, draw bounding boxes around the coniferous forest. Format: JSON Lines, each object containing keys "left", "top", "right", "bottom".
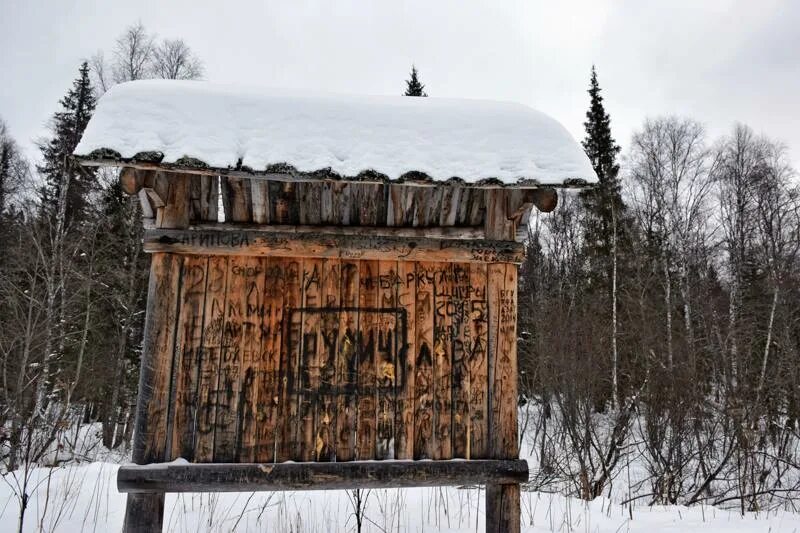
{"left": 1, "top": 21, "right": 799, "bottom": 531}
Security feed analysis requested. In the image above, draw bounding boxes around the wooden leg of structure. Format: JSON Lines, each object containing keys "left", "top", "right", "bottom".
{"left": 123, "top": 493, "right": 164, "bottom": 533}
{"left": 122, "top": 254, "right": 182, "bottom": 532}
{"left": 486, "top": 483, "right": 520, "bottom": 533}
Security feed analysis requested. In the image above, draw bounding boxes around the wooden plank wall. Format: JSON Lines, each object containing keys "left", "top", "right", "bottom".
{"left": 216, "top": 177, "right": 486, "bottom": 228}
{"left": 157, "top": 255, "right": 502, "bottom": 463}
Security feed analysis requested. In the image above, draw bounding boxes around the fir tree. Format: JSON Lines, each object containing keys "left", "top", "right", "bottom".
{"left": 38, "top": 62, "right": 97, "bottom": 223}
{"left": 404, "top": 65, "right": 428, "bottom": 97}
{"left": 579, "top": 65, "right": 628, "bottom": 410}
{"left": 580, "top": 66, "right": 626, "bottom": 273}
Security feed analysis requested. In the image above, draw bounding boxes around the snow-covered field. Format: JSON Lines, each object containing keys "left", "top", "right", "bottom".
{"left": 2, "top": 422, "right": 799, "bottom": 532}
{"left": 2, "top": 460, "right": 799, "bottom": 532}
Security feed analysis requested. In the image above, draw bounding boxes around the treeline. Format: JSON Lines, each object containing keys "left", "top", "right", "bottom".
{"left": 1, "top": 34, "right": 797, "bottom": 516}
{"left": 0, "top": 23, "right": 203, "bottom": 483}
{"left": 519, "top": 68, "right": 800, "bottom": 510}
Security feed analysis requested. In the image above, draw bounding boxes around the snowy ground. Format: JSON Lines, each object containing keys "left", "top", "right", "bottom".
{"left": 3, "top": 460, "right": 800, "bottom": 532}
{"left": 2, "top": 423, "right": 799, "bottom": 532}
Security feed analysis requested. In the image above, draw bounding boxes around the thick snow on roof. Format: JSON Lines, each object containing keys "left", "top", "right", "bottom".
{"left": 74, "top": 80, "right": 597, "bottom": 186}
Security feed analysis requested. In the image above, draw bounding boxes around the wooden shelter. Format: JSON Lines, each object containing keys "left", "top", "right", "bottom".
{"left": 74, "top": 80, "right": 597, "bottom": 533}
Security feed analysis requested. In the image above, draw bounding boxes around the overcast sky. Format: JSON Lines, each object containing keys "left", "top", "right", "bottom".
{"left": 2, "top": 0, "right": 799, "bottom": 169}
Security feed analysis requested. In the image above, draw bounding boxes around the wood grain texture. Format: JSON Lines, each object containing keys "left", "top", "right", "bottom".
{"left": 156, "top": 173, "right": 191, "bottom": 229}
{"left": 298, "top": 258, "right": 323, "bottom": 461}
{"left": 432, "top": 263, "right": 453, "bottom": 459}
{"left": 486, "top": 483, "right": 521, "bottom": 533}
{"left": 194, "top": 256, "right": 229, "bottom": 462}
{"left": 254, "top": 258, "right": 285, "bottom": 462}
{"left": 335, "top": 261, "right": 359, "bottom": 461}
{"left": 395, "top": 261, "right": 416, "bottom": 460}
{"left": 487, "top": 263, "right": 519, "bottom": 459}
{"left": 119, "top": 459, "right": 529, "bottom": 493}
{"left": 169, "top": 255, "right": 208, "bottom": 461}
{"left": 279, "top": 259, "right": 303, "bottom": 462}
{"left": 235, "top": 256, "right": 267, "bottom": 462}
{"left": 134, "top": 253, "right": 182, "bottom": 465}
{"left": 376, "top": 261, "right": 398, "bottom": 459}
{"left": 122, "top": 252, "right": 181, "bottom": 533}
{"left": 315, "top": 259, "right": 340, "bottom": 461}
{"left": 450, "top": 263, "right": 470, "bottom": 459}
{"left": 467, "top": 263, "right": 489, "bottom": 459}
{"left": 413, "top": 262, "right": 436, "bottom": 459}
{"left": 221, "top": 177, "right": 252, "bottom": 223}
{"left": 356, "top": 260, "right": 379, "bottom": 459}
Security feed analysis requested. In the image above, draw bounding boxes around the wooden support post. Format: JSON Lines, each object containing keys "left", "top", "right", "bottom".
{"left": 484, "top": 190, "right": 523, "bottom": 533}
{"left": 122, "top": 253, "right": 182, "bottom": 532}
{"left": 124, "top": 171, "right": 192, "bottom": 533}
{"left": 486, "top": 483, "right": 521, "bottom": 533}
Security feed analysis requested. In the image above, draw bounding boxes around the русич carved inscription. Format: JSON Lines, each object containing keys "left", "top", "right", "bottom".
{"left": 167, "top": 257, "right": 490, "bottom": 463}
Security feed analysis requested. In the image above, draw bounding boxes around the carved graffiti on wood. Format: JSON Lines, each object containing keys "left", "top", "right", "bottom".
{"left": 162, "top": 256, "right": 491, "bottom": 463}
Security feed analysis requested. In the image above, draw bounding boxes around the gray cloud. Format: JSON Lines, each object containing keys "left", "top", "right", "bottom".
{"left": 1, "top": 0, "right": 797, "bottom": 168}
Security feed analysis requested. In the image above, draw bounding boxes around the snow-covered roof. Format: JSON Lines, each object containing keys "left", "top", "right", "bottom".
{"left": 74, "top": 80, "right": 597, "bottom": 187}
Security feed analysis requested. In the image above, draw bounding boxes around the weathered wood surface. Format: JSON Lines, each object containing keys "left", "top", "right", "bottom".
{"left": 123, "top": 252, "right": 182, "bottom": 533}
{"left": 487, "top": 263, "right": 519, "bottom": 460}
{"left": 119, "top": 168, "right": 556, "bottom": 242}
{"left": 143, "top": 228, "right": 525, "bottom": 264}
{"left": 486, "top": 483, "right": 521, "bottom": 533}
{"left": 121, "top": 168, "right": 529, "bottom": 532}
{"left": 117, "top": 459, "right": 528, "bottom": 493}
{"left": 103, "top": 160, "right": 578, "bottom": 190}
{"left": 134, "top": 255, "right": 511, "bottom": 464}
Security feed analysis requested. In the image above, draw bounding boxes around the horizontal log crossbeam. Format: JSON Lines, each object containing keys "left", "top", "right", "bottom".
{"left": 143, "top": 227, "right": 524, "bottom": 263}
{"left": 118, "top": 459, "right": 529, "bottom": 493}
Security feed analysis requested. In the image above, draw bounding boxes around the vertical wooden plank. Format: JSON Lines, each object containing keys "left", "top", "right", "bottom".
{"left": 123, "top": 252, "right": 181, "bottom": 533}
{"left": 376, "top": 260, "right": 398, "bottom": 459}
{"left": 485, "top": 189, "right": 516, "bottom": 240}
{"left": 155, "top": 173, "right": 191, "bottom": 229}
{"left": 356, "top": 260, "right": 378, "bottom": 459}
{"left": 188, "top": 174, "right": 219, "bottom": 223}
{"left": 298, "top": 182, "right": 322, "bottom": 225}
{"left": 234, "top": 257, "right": 267, "bottom": 462}
{"left": 336, "top": 260, "right": 360, "bottom": 461}
{"left": 413, "top": 262, "right": 436, "bottom": 459}
{"left": 211, "top": 257, "right": 249, "bottom": 461}
{"left": 386, "top": 184, "right": 403, "bottom": 226}
{"left": 486, "top": 261, "right": 521, "bottom": 533}
{"left": 222, "top": 177, "right": 252, "bottom": 223}
{"left": 298, "top": 258, "right": 322, "bottom": 461}
{"left": 316, "top": 259, "right": 340, "bottom": 461}
{"left": 194, "top": 256, "right": 229, "bottom": 462}
{"left": 270, "top": 182, "right": 298, "bottom": 225}
{"left": 188, "top": 175, "right": 203, "bottom": 223}
{"left": 200, "top": 175, "right": 219, "bottom": 222}
{"left": 487, "top": 263, "right": 519, "bottom": 459}
{"left": 432, "top": 262, "right": 453, "bottom": 459}
{"left": 280, "top": 259, "right": 303, "bottom": 461}
{"left": 255, "top": 257, "right": 285, "bottom": 462}
{"left": 169, "top": 255, "right": 208, "bottom": 461}
{"left": 137, "top": 253, "right": 182, "bottom": 463}
{"left": 439, "top": 185, "right": 462, "bottom": 226}
{"left": 467, "top": 263, "right": 489, "bottom": 459}
{"left": 468, "top": 188, "right": 487, "bottom": 227}
{"left": 320, "top": 181, "right": 334, "bottom": 225}
{"left": 251, "top": 179, "right": 270, "bottom": 224}
{"left": 450, "top": 263, "right": 473, "bottom": 459}
{"left": 395, "top": 261, "right": 416, "bottom": 460}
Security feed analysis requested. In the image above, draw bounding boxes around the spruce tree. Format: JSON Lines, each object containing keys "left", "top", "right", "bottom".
{"left": 580, "top": 66, "right": 626, "bottom": 277}
{"left": 579, "top": 66, "right": 628, "bottom": 410}
{"left": 38, "top": 61, "right": 97, "bottom": 224}
{"left": 404, "top": 65, "right": 428, "bottom": 97}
